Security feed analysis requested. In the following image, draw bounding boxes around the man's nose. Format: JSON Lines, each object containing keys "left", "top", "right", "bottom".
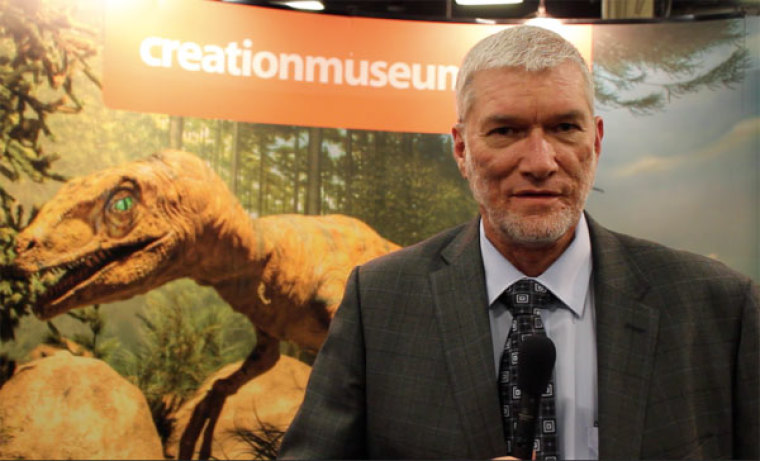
{"left": 518, "top": 129, "right": 558, "bottom": 180}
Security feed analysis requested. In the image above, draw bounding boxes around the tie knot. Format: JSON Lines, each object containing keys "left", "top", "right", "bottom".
{"left": 501, "top": 279, "right": 555, "bottom": 316}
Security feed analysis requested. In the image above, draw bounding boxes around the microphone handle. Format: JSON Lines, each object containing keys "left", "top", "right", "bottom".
{"left": 512, "top": 392, "right": 541, "bottom": 460}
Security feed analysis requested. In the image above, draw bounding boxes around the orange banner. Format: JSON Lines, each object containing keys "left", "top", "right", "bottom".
{"left": 103, "top": 0, "right": 592, "bottom": 134}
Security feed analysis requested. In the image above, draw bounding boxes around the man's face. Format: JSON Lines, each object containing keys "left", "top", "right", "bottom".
{"left": 452, "top": 62, "right": 603, "bottom": 250}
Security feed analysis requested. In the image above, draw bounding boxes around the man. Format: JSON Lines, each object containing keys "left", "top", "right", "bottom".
{"left": 278, "top": 26, "right": 759, "bottom": 459}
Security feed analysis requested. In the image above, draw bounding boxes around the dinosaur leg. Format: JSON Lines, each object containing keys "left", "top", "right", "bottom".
{"left": 178, "top": 328, "right": 280, "bottom": 460}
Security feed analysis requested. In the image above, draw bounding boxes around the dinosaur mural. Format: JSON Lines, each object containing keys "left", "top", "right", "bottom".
{"left": 11, "top": 150, "right": 400, "bottom": 459}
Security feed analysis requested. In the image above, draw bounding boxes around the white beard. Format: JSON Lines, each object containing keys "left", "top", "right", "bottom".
{"left": 464, "top": 151, "right": 595, "bottom": 247}
{"left": 484, "top": 201, "right": 579, "bottom": 245}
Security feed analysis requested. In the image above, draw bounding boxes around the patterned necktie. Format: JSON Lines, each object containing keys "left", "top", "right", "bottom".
{"left": 498, "top": 279, "right": 558, "bottom": 461}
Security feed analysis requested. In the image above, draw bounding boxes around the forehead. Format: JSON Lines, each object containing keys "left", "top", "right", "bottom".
{"left": 467, "top": 62, "right": 592, "bottom": 122}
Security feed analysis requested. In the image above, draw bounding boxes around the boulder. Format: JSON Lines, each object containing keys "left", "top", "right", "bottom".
{"left": 166, "top": 355, "right": 310, "bottom": 460}
{"left": 0, "top": 351, "right": 163, "bottom": 460}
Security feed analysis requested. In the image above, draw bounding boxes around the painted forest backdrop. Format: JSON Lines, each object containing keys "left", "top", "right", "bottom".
{"left": 0, "top": 0, "right": 757, "bottom": 458}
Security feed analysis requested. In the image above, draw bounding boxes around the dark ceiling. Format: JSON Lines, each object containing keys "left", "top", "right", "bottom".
{"left": 221, "top": 0, "right": 759, "bottom": 22}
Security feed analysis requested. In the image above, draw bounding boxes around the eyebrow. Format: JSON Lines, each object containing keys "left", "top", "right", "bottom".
{"left": 481, "top": 110, "right": 588, "bottom": 127}
{"left": 548, "top": 110, "right": 587, "bottom": 123}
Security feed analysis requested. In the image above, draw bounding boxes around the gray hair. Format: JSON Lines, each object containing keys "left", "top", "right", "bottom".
{"left": 455, "top": 25, "right": 594, "bottom": 121}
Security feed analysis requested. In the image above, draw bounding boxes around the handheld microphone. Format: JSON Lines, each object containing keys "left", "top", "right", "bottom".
{"left": 511, "top": 335, "right": 556, "bottom": 460}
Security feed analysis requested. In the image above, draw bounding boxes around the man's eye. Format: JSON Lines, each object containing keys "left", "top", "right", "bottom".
{"left": 555, "top": 123, "right": 579, "bottom": 133}
{"left": 488, "top": 127, "right": 516, "bottom": 136}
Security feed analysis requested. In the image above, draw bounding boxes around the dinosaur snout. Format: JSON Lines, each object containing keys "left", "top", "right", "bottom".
{"left": 16, "top": 235, "right": 37, "bottom": 255}
{"left": 17, "top": 235, "right": 37, "bottom": 251}
{"left": 11, "top": 235, "right": 45, "bottom": 275}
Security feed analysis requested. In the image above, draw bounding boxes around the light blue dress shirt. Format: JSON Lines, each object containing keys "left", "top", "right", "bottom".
{"left": 480, "top": 214, "right": 598, "bottom": 460}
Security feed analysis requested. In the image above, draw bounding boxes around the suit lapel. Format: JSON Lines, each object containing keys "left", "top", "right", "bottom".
{"left": 428, "top": 216, "right": 661, "bottom": 458}
{"left": 588, "top": 216, "right": 660, "bottom": 459}
{"left": 429, "top": 219, "right": 506, "bottom": 458}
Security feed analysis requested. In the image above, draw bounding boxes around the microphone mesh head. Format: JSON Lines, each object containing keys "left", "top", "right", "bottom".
{"left": 517, "top": 336, "right": 556, "bottom": 395}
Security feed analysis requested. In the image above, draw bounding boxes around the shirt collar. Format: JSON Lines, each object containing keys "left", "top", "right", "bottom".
{"left": 479, "top": 213, "right": 593, "bottom": 317}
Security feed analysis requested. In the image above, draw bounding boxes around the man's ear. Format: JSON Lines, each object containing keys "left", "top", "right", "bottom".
{"left": 451, "top": 123, "right": 468, "bottom": 178}
{"left": 594, "top": 116, "right": 604, "bottom": 159}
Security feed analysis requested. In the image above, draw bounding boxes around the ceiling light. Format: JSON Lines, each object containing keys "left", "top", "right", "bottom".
{"left": 455, "top": 0, "right": 523, "bottom": 5}
{"left": 275, "top": 1, "right": 325, "bottom": 11}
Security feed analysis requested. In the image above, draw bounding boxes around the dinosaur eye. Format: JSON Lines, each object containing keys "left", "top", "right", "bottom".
{"left": 112, "top": 196, "right": 134, "bottom": 212}
{"left": 105, "top": 189, "right": 137, "bottom": 238}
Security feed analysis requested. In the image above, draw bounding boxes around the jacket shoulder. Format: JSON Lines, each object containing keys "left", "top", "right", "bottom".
{"left": 614, "top": 229, "right": 748, "bottom": 282}
{"left": 360, "top": 220, "right": 474, "bottom": 275}
{"left": 590, "top": 218, "right": 755, "bottom": 299}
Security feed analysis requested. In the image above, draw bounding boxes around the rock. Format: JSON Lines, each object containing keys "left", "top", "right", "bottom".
{"left": 0, "top": 351, "right": 163, "bottom": 460}
{"left": 166, "top": 355, "right": 310, "bottom": 460}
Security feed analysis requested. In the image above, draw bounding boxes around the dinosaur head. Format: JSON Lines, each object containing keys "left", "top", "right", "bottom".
{"left": 13, "top": 150, "right": 219, "bottom": 319}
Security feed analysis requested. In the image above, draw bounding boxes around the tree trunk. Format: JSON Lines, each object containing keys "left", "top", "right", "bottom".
{"left": 230, "top": 122, "right": 241, "bottom": 197}
{"left": 371, "top": 131, "right": 384, "bottom": 222}
{"left": 344, "top": 129, "right": 354, "bottom": 214}
{"left": 168, "top": 116, "right": 184, "bottom": 149}
{"left": 305, "top": 127, "right": 322, "bottom": 215}
{"left": 199, "top": 120, "right": 208, "bottom": 161}
{"left": 214, "top": 119, "right": 223, "bottom": 171}
{"left": 293, "top": 128, "right": 301, "bottom": 213}
{"left": 258, "top": 135, "right": 267, "bottom": 215}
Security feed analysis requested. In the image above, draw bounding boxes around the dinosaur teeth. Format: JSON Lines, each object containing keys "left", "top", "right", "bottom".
{"left": 31, "top": 237, "right": 159, "bottom": 309}
{"left": 40, "top": 268, "right": 62, "bottom": 286}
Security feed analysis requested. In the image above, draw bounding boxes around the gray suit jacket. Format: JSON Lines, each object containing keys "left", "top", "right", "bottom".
{"left": 279, "top": 215, "right": 759, "bottom": 459}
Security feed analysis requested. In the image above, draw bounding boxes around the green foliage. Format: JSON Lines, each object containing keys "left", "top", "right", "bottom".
{"left": 328, "top": 130, "right": 475, "bottom": 246}
{"left": 0, "top": 0, "right": 99, "bottom": 341}
{"left": 109, "top": 280, "right": 256, "bottom": 443}
{"left": 197, "top": 123, "right": 476, "bottom": 247}
{"left": 0, "top": 0, "right": 99, "bottom": 191}
{"left": 0, "top": 203, "right": 37, "bottom": 342}
{"left": 43, "top": 305, "right": 120, "bottom": 361}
